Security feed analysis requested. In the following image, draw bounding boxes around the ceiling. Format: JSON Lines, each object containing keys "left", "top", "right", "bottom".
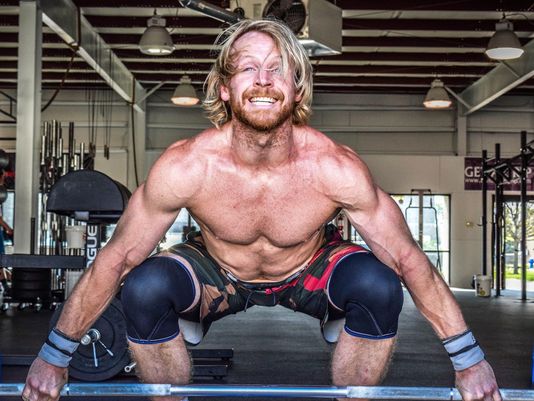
{"left": 2, "top": 0, "right": 534, "bottom": 99}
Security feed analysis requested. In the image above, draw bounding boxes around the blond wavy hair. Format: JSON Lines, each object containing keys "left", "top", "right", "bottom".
{"left": 203, "top": 19, "right": 313, "bottom": 128}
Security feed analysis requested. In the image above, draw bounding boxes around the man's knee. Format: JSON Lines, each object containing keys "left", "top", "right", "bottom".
{"left": 121, "top": 256, "right": 197, "bottom": 343}
{"left": 327, "top": 252, "right": 404, "bottom": 339}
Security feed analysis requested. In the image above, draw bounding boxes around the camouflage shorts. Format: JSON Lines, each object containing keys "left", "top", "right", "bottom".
{"left": 166, "top": 224, "right": 367, "bottom": 333}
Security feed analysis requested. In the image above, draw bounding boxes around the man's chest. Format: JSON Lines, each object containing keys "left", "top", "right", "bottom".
{"left": 189, "top": 170, "right": 338, "bottom": 246}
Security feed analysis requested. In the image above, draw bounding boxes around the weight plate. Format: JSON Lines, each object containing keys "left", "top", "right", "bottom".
{"left": 50, "top": 298, "right": 130, "bottom": 381}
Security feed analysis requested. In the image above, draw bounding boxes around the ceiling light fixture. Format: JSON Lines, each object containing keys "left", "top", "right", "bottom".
{"left": 423, "top": 79, "right": 452, "bottom": 109}
{"left": 139, "top": 10, "right": 175, "bottom": 56}
{"left": 485, "top": 19, "right": 524, "bottom": 60}
{"left": 171, "top": 76, "right": 200, "bottom": 106}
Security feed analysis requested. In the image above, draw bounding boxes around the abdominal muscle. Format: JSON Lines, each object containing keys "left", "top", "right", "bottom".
{"left": 198, "top": 225, "right": 326, "bottom": 283}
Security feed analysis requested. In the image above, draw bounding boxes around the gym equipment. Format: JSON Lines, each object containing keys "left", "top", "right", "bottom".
{"left": 47, "top": 169, "right": 130, "bottom": 224}
{"left": 43, "top": 299, "right": 231, "bottom": 381}
{"left": 7, "top": 169, "right": 131, "bottom": 307}
{"left": 49, "top": 299, "right": 130, "bottom": 382}
{"left": 0, "top": 349, "right": 232, "bottom": 382}
{"left": 1, "top": 384, "right": 532, "bottom": 399}
{"left": 481, "top": 130, "right": 534, "bottom": 300}
{"left": 0, "top": 254, "right": 84, "bottom": 269}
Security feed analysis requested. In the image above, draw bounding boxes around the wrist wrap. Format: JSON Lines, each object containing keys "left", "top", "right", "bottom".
{"left": 38, "top": 328, "right": 79, "bottom": 368}
{"left": 442, "top": 329, "right": 485, "bottom": 371}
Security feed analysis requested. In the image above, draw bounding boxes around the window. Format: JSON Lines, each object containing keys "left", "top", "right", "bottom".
{"left": 349, "top": 193, "right": 451, "bottom": 283}
{"left": 159, "top": 209, "right": 199, "bottom": 248}
{"left": 394, "top": 194, "right": 451, "bottom": 283}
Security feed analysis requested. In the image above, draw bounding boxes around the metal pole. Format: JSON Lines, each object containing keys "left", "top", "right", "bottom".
{"left": 482, "top": 150, "right": 488, "bottom": 275}
{"left": 1, "top": 384, "right": 534, "bottom": 400}
{"left": 417, "top": 190, "right": 424, "bottom": 248}
{"left": 495, "top": 143, "right": 502, "bottom": 296}
{"left": 520, "top": 131, "right": 528, "bottom": 301}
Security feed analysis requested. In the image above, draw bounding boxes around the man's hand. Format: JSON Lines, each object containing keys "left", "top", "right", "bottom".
{"left": 455, "top": 360, "right": 501, "bottom": 401}
{"left": 22, "top": 358, "right": 68, "bottom": 401}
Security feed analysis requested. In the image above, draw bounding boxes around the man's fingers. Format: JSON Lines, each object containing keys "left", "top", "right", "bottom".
{"left": 492, "top": 389, "right": 503, "bottom": 401}
{"left": 22, "top": 384, "right": 61, "bottom": 401}
{"left": 21, "top": 385, "right": 32, "bottom": 401}
{"left": 49, "top": 387, "right": 61, "bottom": 401}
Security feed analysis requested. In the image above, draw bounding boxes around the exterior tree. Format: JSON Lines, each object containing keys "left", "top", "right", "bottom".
{"left": 503, "top": 201, "right": 534, "bottom": 274}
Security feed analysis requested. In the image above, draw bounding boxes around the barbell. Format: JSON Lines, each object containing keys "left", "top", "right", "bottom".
{"left": 0, "top": 384, "right": 533, "bottom": 399}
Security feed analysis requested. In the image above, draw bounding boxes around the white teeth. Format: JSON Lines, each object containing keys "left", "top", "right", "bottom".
{"left": 250, "top": 97, "right": 275, "bottom": 104}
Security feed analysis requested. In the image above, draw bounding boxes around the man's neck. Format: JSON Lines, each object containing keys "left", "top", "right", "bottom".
{"left": 230, "top": 119, "right": 296, "bottom": 167}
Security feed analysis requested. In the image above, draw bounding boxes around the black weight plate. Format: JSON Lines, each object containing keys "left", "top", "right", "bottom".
{"left": 12, "top": 281, "right": 51, "bottom": 290}
{"left": 50, "top": 298, "right": 130, "bottom": 381}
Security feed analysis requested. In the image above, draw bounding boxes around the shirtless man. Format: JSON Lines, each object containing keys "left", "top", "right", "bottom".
{"left": 23, "top": 19, "right": 500, "bottom": 401}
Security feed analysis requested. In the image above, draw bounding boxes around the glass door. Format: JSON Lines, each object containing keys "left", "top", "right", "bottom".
{"left": 499, "top": 195, "right": 534, "bottom": 292}
{"left": 349, "top": 192, "right": 451, "bottom": 283}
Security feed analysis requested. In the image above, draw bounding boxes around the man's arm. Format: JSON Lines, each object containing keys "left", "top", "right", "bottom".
{"left": 322, "top": 148, "right": 500, "bottom": 401}
{"left": 23, "top": 140, "right": 203, "bottom": 401}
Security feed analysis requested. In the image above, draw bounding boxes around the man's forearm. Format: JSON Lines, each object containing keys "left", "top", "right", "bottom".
{"left": 54, "top": 255, "right": 126, "bottom": 339}
{"left": 402, "top": 253, "right": 467, "bottom": 338}
{"left": 402, "top": 254, "right": 487, "bottom": 371}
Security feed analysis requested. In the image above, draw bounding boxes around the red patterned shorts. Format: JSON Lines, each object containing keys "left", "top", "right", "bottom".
{"left": 168, "top": 224, "right": 367, "bottom": 330}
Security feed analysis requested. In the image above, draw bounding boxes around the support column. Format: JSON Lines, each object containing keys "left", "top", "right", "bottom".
{"left": 14, "top": 0, "right": 42, "bottom": 253}
{"left": 127, "top": 101, "right": 146, "bottom": 191}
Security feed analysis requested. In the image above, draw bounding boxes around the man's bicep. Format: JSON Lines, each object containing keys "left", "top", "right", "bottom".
{"left": 347, "top": 187, "right": 418, "bottom": 272}
{"left": 108, "top": 183, "right": 181, "bottom": 261}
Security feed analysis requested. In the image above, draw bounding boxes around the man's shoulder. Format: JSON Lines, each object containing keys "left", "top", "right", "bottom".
{"left": 297, "top": 126, "right": 373, "bottom": 192}
{"left": 164, "top": 126, "right": 229, "bottom": 160}
{"left": 297, "top": 125, "right": 361, "bottom": 166}
{"left": 147, "top": 127, "right": 228, "bottom": 197}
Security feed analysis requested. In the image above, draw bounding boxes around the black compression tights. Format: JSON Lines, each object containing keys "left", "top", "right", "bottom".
{"left": 121, "top": 256, "right": 196, "bottom": 344}
{"left": 327, "top": 252, "right": 404, "bottom": 339}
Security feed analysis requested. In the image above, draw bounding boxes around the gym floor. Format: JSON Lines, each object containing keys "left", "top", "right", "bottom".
{"left": 0, "top": 288, "right": 533, "bottom": 401}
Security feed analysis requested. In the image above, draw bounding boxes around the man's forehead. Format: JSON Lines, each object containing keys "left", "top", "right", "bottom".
{"left": 230, "top": 31, "right": 280, "bottom": 59}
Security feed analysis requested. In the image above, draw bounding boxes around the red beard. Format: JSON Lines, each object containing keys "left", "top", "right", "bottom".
{"left": 230, "top": 88, "right": 293, "bottom": 132}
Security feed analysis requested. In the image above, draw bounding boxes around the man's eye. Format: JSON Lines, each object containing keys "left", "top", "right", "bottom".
{"left": 266, "top": 66, "right": 282, "bottom": 75}
{"left": 242, "top": 66, "right": 257, "bottom": 72}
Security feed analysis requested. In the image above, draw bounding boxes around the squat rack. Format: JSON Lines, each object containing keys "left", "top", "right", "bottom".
{"left": 481, "top": 131, "right": 534, "bottom": 300}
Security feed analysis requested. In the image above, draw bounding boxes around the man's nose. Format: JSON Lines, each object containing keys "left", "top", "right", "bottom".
{"left": 255, "top": 68, "right": 273, "bottom": 87}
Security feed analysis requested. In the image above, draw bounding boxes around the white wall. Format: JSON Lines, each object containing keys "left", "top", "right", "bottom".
{"left": 363, "top": 155, "right": 482, "bottom": 287}
{"left": 7, "top": 89, "right": 534, "bottom": 288}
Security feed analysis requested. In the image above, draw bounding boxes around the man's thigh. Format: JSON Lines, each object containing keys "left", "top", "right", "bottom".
{"left": 164, "top": 239, "right": 248, "bottom": 328}
{"left": 279, "top": 241, "right": 368, "bottom": 321}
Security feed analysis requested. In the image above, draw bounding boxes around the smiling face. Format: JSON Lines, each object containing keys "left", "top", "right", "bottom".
{"left": 220, "top": 31, "right": 301, "bottom": 132}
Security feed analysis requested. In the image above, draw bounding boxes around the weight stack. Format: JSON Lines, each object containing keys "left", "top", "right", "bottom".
{"left": 12, "top": 268, "right": 51, "bottom": 302}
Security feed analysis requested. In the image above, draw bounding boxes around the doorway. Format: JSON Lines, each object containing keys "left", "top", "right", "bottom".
{"left": 349, "top": 192, "right": 451, "bottom": 284}
{"left": 498, "top": 195, "right": 534, "bottom": 292}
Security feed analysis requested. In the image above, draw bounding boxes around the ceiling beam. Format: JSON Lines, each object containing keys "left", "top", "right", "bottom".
{"left": 68, "top": 0, "right": 534, "bottom": 12}
{"left": 461, "top": 39, "right": 534, "bottom": 115}
{"left": 40, "top": 0, "right": 146, "bottom": 111}
{"left": 335, "top": 0, "right": 534, "bottom": 11}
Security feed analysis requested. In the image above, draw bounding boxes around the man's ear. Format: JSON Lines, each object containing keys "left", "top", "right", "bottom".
{"left": 220, "top": 85, "right": 230, "bottom": 101}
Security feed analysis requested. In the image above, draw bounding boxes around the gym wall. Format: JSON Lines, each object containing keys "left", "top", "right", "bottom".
{"left": 145, "top": 91, "right": 534, "bottom": 289}
{"left": 5, "top": 89, "right": 534, "bottom": 289}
